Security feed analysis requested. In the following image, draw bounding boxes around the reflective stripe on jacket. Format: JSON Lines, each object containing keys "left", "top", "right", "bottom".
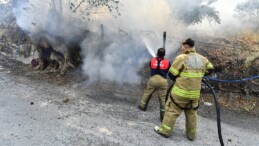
{"left": 169, "top": 48, "right": 213, "bottom": 99}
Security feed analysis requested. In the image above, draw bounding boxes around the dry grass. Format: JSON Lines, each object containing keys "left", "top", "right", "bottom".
{"left": 201, "top": 93, "right": 259, "bottom": 114}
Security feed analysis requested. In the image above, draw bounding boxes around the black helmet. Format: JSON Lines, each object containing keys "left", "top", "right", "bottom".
{"left": 182, "top": 38, "right": 195, "bottom": 47}
{"left": 157, "top": 48, "right": 165, "bottom": 57}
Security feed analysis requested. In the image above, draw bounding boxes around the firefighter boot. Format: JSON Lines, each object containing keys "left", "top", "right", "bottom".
{"left": 154, "top": 126, "right": 169, "bottom": 138}
{"left": 138, "top": 105, "right": 147, "bottom": 111}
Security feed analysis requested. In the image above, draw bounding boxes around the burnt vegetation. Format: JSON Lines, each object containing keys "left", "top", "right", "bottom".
{"left": 0, "top": 0, "right": 258, "bottom": 96}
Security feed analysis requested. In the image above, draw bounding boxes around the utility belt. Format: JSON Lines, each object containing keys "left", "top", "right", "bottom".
{"left": 170, "top": 94, "right": 199, "bottom": 110}
{"left": 152, "top": 74, "right": 167, "bottom": 79}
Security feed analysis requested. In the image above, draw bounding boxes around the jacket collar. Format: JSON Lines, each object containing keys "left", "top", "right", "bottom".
{"left": 189, "top": 47, "right": 196, "bottom": 53}
{"left": 156, "top": 57, "right": 164, "bottom": 60}
{"left": 184, "top": 47, "right": 196, "bottom": 54}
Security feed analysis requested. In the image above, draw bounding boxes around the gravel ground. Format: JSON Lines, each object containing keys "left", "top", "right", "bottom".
{"left": 0, "top": 65, "right": 259, "bottom": 146}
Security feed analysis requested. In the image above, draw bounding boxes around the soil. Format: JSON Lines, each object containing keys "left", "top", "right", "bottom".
{"left": 0, "top": 54, "right": 259, "bottom": 146}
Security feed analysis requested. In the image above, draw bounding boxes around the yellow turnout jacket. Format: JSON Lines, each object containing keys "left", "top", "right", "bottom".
{"left": 169, "top": 48, "right": 213, "bottom": 99}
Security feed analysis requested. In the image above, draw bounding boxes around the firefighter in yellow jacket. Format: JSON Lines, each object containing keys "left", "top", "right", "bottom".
{"left": 154, "top": 38, "right": 214, "bottom": 141}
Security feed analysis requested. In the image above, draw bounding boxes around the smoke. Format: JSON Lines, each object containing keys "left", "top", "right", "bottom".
{"left": 235, "top": 0, "right": 259, "bottom": 30}
{"left": 81, "top": 32, "right": 148, "bottom": 83}
{"left": 0, "top": 0, "right": 9, "bottom": 4}
{"left": 11, "top": 0, "right": 257, "bottom": 84}
{"left": 10, "top": 0, "right": 178, "bottom": 84}
{"left": 169, "top": 0, "right": 220, "bottom": 25}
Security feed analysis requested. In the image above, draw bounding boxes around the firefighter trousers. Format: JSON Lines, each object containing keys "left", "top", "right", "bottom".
{"left": 157, "top": 95, "right": 199, "bottom": 140}
{"left": 139, "top": 75, "right": 168, "bottom": 118}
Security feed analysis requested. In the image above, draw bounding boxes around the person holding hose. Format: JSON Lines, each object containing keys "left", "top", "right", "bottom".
{"left": 154, "top": 38, "right": 214, "bottom": 141}
{"left": 138, "top": 48, "right": 171, "bottom": 121}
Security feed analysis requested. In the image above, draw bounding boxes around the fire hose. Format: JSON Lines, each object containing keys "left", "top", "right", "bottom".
{"left": 165, "top": 79, "right": 224, "bottom": 146}
{"left": 202, "top": 79, "right": 224, "bottom": 146}
{"left": 204, "top": 75, "right": 259, "bottom": 83}
{"left": 164, "top": 74, "right": 259, "bottom": 145}
{"left": 161, "top": 32, "right": 259, "bottom": 146}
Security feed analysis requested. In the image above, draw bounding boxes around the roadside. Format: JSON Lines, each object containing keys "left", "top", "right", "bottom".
{"left": 0, "top": 62, "right": 259, "bottom": 146}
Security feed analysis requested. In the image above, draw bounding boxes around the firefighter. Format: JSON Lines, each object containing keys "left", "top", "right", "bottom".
{"left": 154, "top": 38, "right": 214, "bottom": 141}
{"left": 138, "top": 48, "right": 171, "bottom": 121}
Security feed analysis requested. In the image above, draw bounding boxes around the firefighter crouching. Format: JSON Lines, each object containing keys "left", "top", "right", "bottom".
{"left": 138, "top": 48, "right": 171, "bottom": 121}
{"left": 154, "top": 38, "right": 214, "bottom": 141}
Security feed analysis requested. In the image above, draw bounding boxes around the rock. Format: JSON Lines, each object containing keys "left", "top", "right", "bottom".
{"left": 228, "top": 138, "right": 232, "bottom": 142}
{"left": 63, "top": 98, "right": 69, "bottom": 103}
{"left": 30, "top": 102, "right": 34, "bottom": 105}
{"left": 204, "top": 102, "right": 213, "bottom": 107}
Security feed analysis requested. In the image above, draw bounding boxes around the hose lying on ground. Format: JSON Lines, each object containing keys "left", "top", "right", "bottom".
{"left": 165, "top": 75, "right": 259, "bottom": 145}
{"left": 202, "top": 79, "right": 224, "bottom": 146}
{"left": 165, "top": 79, "right": 224, "bottom": 146}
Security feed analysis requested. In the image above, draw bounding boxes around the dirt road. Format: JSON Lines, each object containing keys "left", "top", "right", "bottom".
{"left": 0, "top": 66, "right": 258, "bottom": 146}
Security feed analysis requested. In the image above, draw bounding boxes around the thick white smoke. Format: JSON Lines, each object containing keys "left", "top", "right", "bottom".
{"left": 81, "top": 32, "right": 148, "bottom": 83}
{"left": 11, "top": 0, "right": 184, "bottom": 84}
{"left": 11, "top": 0, "right": 254, "bottom": 84}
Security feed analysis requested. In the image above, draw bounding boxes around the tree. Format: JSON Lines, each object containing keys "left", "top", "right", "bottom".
{"left": 235, "top": 0, "right": 259, "bottom": 25}
{"left": 171, "top": 0, "right": 221, "bottom": 25}
{"left": 67, "top": 0, "right": 120, "bottom": 21}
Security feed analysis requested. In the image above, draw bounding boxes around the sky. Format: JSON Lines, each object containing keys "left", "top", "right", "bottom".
{"left": 213, "top": 0, "right": 246, "bottom": 25}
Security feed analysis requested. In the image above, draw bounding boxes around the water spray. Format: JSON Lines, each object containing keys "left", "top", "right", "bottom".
{"left": 142, "top": 32, "right": 167, "bottom": 57}
{"left": 142, "top": 36, "right": 156, "bottom": 57}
